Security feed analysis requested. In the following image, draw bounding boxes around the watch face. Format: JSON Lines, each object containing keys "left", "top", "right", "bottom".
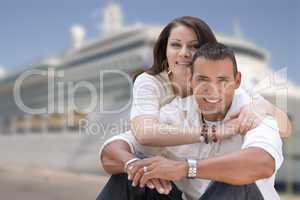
{"left": 187, "top": 159, "right": 197, "bottom": 178}
{"left": 188, "top": 159, "right": 197, "bottom": 165}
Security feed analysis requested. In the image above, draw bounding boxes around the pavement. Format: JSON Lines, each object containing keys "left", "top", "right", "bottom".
{"left": 0, "top": 166, "right": 107, "bottom": 200}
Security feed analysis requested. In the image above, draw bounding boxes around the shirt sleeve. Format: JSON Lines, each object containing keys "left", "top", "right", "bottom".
{"left": 130, "top": 73, "right": 162, "bottom": 119}
{"left": 242, "top": 117, "right": 283, "bottom": 171}
{"left": 159, "top": 98, "right": 181, "bottom": 125}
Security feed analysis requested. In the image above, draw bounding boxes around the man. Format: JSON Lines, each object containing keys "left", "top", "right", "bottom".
{"left": 97, "top": 43, "right": 283, "bottom": 200}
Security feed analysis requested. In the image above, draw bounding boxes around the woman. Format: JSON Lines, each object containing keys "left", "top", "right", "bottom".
{"left": 97, "top": 16, "right": 292, "bottom": 199}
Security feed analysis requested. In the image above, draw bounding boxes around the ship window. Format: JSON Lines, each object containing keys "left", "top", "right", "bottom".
{"left": 62, "top": 40, "right": 147, "bottom": 70}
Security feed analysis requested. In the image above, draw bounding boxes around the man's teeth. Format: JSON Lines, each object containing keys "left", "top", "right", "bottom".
{"left": 204, "top": 98, "right": 221, "bottom": 103}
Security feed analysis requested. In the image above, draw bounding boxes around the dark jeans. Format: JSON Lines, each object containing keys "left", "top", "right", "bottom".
{"left": 96, "top": 173, "right": 182, "bottom": 200}
{"left": 96, "top": 174, "right": 264, "bottom": 200}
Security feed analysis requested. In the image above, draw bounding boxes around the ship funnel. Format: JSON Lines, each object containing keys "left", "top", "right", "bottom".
{"left": 70, "top": 24, "right": 86, "bottom": 49}
{"left": 102, "top": 2, "right": 124, "bottom": 35}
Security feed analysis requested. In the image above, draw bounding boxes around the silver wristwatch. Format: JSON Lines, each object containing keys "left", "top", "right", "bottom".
{"left": 186, "top": 158, "right": 197, "bottom": 179}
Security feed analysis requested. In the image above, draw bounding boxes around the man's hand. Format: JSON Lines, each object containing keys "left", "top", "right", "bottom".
{"left": 138, "top": 156, "right": 187, "bottom": 188}
{"left": 126, "top": 158, "right": 172, "bottom": 194}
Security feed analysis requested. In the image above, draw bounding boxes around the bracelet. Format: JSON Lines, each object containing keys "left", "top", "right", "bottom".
{"left": 211, "top": 124, "right": 218, "bottom": 143}
{"left": 124, "top": 158, "right": 140, "bottom": 172}
{"left": 200, "top": 124, "right": 209, "bottom": 144}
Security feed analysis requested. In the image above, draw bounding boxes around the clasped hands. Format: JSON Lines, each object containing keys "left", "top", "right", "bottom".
{"left": 126, "top": 156, "right": 186, "bottom": 195}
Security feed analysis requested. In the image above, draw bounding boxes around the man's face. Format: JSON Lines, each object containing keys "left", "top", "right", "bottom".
{"left": 191, "top": 57, "right": 241, "bottom": 118}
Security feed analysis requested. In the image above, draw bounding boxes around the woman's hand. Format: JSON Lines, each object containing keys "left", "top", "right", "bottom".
{"left": 227, "top": 104, "right": 264, "bottom": 135}
{"left": 201, "top": 103, "right": 264, "bottom": 143}
{"left": 126, "top": 158, "right": 172, "bottom": 194}
{"left": 212, "top": 120, "right": 239, "bottom": 141}
{"left": 138, "top": 156, "right": 187, "bottom": 188}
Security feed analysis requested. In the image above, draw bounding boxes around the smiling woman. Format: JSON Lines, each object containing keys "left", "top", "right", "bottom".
{"left": 131, "top": 16, "right": 218, "bottom": 146}
{"left": 164, "top": 25, "right": 199, "bottom": 97}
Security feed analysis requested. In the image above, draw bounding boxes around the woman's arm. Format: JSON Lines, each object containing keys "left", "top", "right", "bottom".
{"left": 228, "top": 100, "right": 292, "bottom": 138}
{"left": 258, "top": 98, "right": 292, "bottom": 138}
{"left": 228, "top": 88, "right": 292, "bottom": 138}
{"left": 131, "top": 116, "right": 203, "bottom": 146}
{"left": 131, "top": 116, "right": 237, "bottom": 146}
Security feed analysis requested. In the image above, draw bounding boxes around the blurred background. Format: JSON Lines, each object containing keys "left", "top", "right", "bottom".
{"left": 0, "top": 0, "right": 299, "bottom": 199}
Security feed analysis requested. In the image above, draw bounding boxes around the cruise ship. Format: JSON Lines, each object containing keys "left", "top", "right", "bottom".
{"left": 0, "top": 3, "right": 299, "bottom": 191}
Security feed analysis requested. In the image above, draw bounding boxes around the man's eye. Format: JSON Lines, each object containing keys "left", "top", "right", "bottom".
{"left": 220, "top": 80, "right": 229, "bottom": 83}
{"left": 197, "top": 78, "right": 208, "bottom": 82}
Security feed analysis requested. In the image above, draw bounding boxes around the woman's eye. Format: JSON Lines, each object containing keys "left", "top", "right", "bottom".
{"left": 189, "top": 45, "right": 198, "bottom": 50}
{"left": 189, "top": 44, "right": 200, "bottom": 49}
{"left": 171, "top": 43, "right": 181, "bottom": 48}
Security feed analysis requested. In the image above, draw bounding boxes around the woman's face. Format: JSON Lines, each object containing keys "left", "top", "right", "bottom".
{"left": 166, "top": 25, "right": 199, "bottom": 96}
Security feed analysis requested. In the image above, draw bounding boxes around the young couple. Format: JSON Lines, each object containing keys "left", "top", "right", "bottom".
{"left": 96, "top": 16, "right": 291, "bottom": 200}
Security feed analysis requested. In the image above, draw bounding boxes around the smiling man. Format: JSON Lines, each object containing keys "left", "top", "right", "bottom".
{"left": 136, "top": 43, "right": 283, "bottom": 200}
{"left": 192, "top": 47, "right": 240, "bottom": 121}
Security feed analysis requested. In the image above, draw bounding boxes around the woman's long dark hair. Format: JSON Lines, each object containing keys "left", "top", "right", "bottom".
{"left": 146, "top": 16, "right": 217, "bottom": 75}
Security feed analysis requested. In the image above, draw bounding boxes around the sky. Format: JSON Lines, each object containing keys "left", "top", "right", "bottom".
{"left": 0, "top": 0, "right": 299, "bottom": 84}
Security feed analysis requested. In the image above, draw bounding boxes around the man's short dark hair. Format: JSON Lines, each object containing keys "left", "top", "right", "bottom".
{"left": 192, "top": 42, "right": 238, "bottom": 76}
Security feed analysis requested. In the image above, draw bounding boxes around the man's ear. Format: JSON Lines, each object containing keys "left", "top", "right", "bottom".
{"left": 234, "top": 72, "right": 241, "bottom": 89}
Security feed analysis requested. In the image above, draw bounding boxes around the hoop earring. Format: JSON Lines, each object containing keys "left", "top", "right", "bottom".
{"left": 162, "top": 59, "right": 172, "bottom": 75}
{"left": 167, "top": 68, "right": 172, "bottom": 75}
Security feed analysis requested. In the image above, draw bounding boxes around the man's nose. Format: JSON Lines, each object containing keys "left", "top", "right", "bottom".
{"left": 205, "top": 84, "right": 221, "bottom": 97}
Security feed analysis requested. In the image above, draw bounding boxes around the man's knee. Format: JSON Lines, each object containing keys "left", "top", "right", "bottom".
{"left": 200, "top": 182, "right": 264, "bottom": 200}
